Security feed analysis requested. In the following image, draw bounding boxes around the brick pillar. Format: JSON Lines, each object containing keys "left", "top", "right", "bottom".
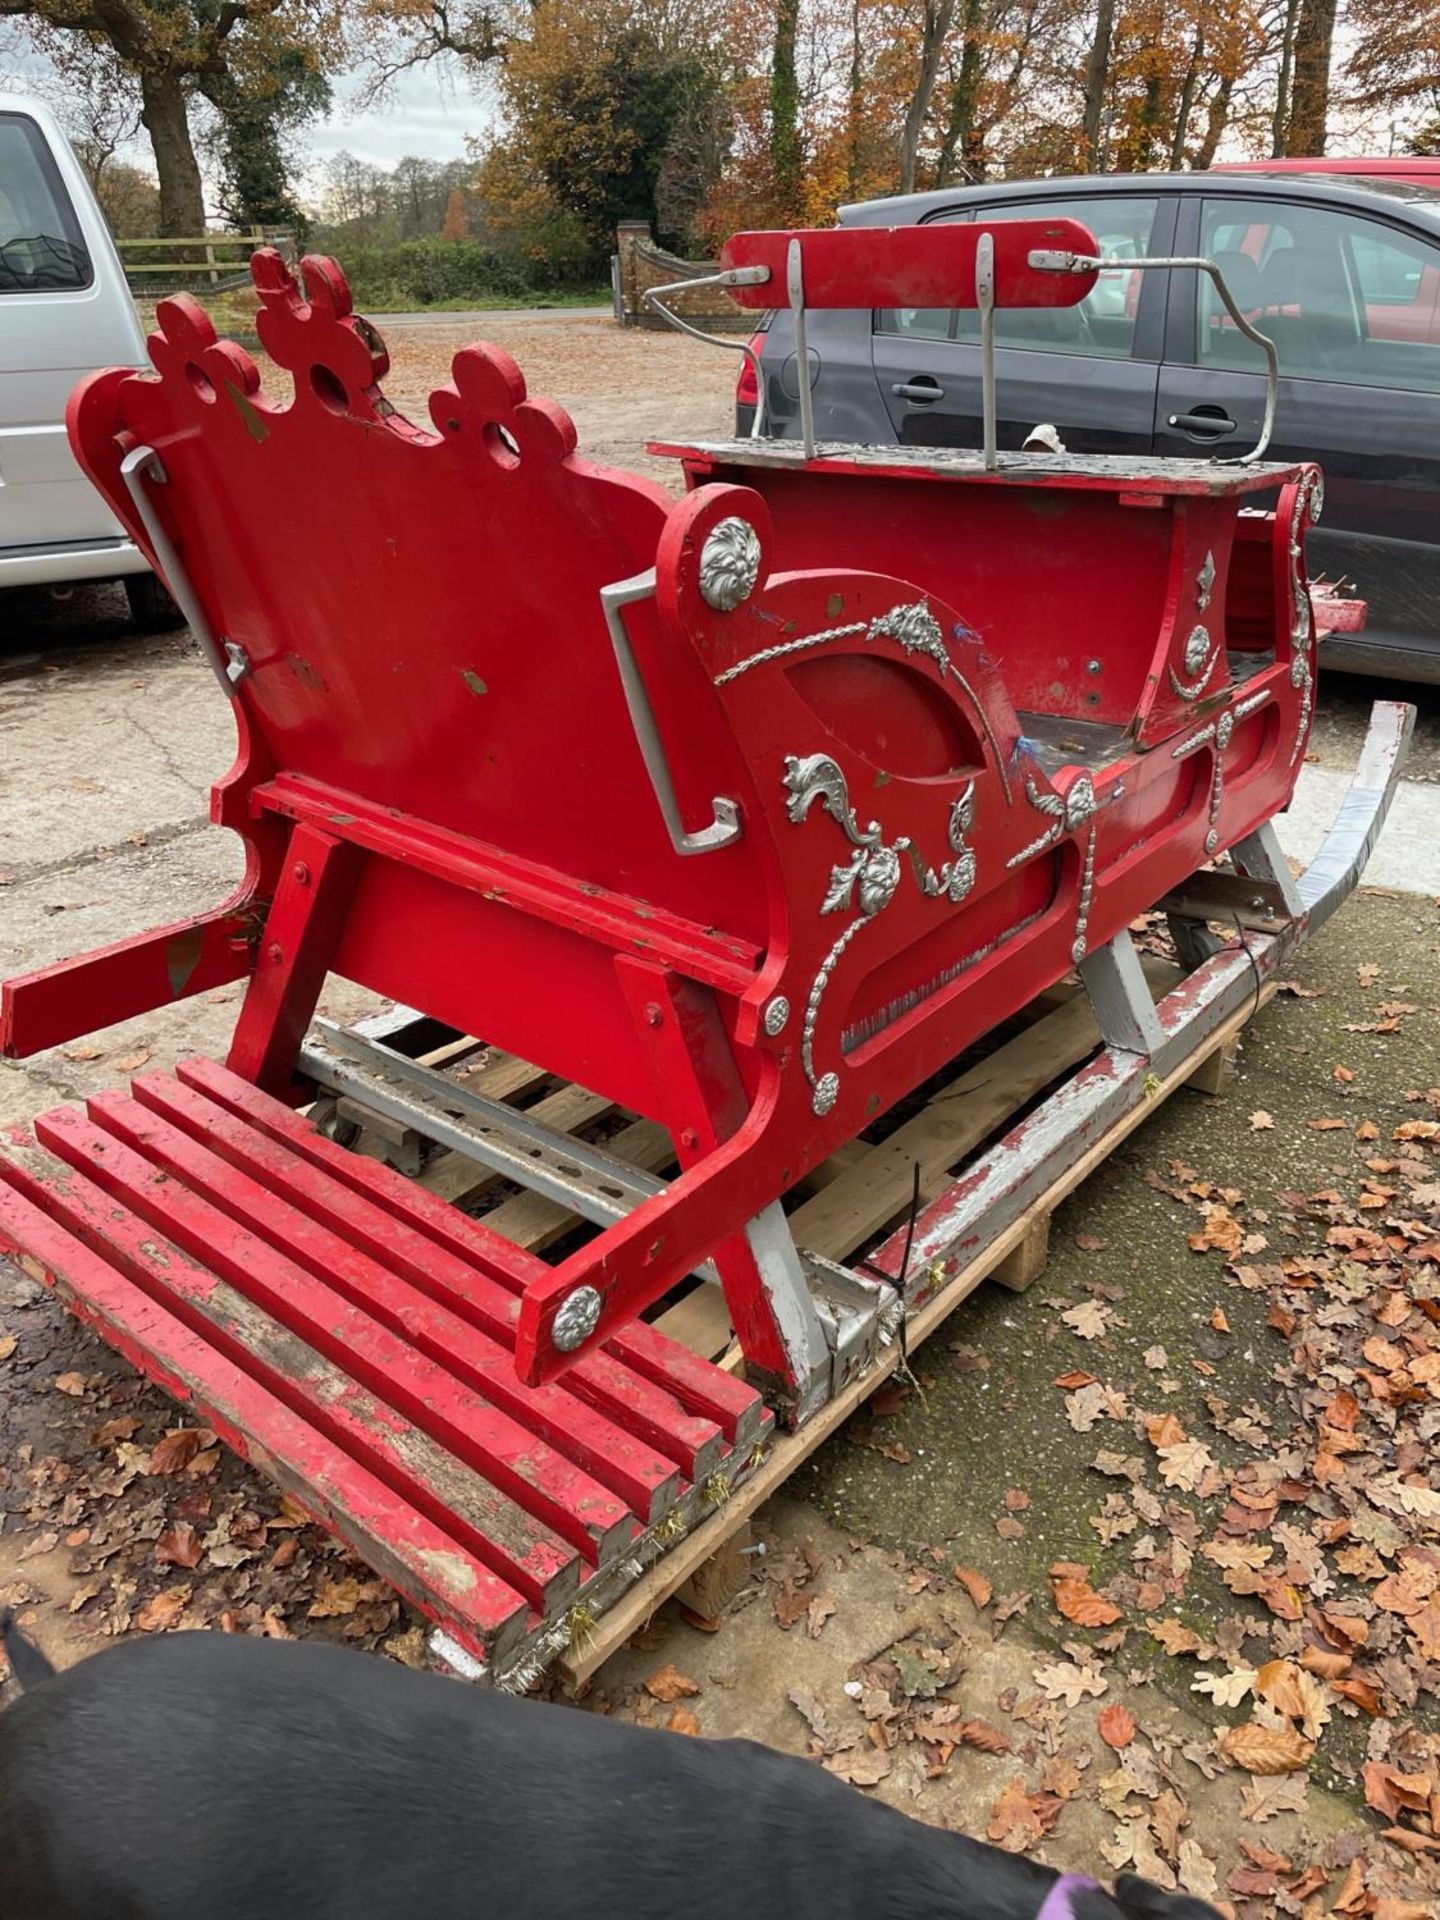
{"left": 615, "top": 222, "right": 652, "bottom": 325}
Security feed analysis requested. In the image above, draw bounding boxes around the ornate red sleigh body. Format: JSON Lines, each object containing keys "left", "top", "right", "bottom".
{"left": 0, "top": 225, "right": 1411, "bottom": 1680}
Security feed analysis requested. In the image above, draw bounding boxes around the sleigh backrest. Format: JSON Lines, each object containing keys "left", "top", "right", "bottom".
{"left": 68, "top": 252, "right": 767, "bottom": 945}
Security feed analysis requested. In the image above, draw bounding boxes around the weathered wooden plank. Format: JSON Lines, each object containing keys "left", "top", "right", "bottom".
{"left": 175, "top": 1059, "right": 738, "bottom": 1478}
{"left": 0, "top": 1167, "right": 530, "bottom": 1668}
{"left": 791, "top": 990, "right": 1105, "bottom": 1262}
{"left": 7, "top": 1129, "right": 583, "bottom": 1613}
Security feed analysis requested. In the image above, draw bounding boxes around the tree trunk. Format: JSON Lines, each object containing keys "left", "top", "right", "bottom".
{"left": 899, "top": 0, "right": 959, "bottom": 195}
{"left": 1270, "top": 0, "right": 1299, "bottom": 155}
{"left": 1082, "top": 0, "right": 1117, "bottom": 170}
{"left": 770, "top": 0, "right": 803, "bottom": 222}
{"left": 1286, "top": 0, "right": 1337, "bottom": 155}
{"left": 847, "top": 0, "right": 863, "bottom": 196}
{"left": 1169, "top": 24, "right": 1205, "bottom": 167}
{"left": 1194, "top": 71, "right": 1235, "bottom": 169}
{"left": 935, "top": 0, "right": 986, "bottom": 185}
{"left": 140, "top": 68, "right": 205, "bottom": 235}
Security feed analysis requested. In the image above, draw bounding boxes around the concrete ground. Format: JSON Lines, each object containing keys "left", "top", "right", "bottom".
{"left": 3, "top": 314, "right": 1440, "bottom": 1916}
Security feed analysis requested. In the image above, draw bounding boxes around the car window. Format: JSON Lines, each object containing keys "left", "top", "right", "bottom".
{"left": 1197, "top": 197, "right": 1440, "bottom": 393}
{"left": 0, "top": 112, "right": 92, "bottom": 294}
{"left": 876, "top": 198, "right": 1160, "bottom": 355}
{"left": 952, "top": 197, "right": 1159, "bottom": 357}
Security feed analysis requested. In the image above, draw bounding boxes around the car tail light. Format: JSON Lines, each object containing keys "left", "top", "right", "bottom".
{"left": 736, "top": 333, "right": 765, "bottom": 409}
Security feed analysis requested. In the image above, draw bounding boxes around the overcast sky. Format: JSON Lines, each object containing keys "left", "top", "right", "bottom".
{"left": 1, "top": 39, "right": 490, "bottom": 198}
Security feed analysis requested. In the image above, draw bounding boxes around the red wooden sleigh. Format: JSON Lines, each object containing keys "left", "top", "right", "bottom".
{"left": 0, "top": 221, "right": 1412, "bottom": 1682}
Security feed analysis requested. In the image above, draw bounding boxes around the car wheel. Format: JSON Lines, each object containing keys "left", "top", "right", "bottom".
{"left": 123, "top": 572, "right": 181, "bottom": 633}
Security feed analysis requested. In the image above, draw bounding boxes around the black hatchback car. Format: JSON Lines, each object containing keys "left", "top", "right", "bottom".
{"left": 738, "top": 171, "right": 1440, "bottom": 683}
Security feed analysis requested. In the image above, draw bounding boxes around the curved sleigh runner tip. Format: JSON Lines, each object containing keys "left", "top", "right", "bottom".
{"left": 0, "top": 238, "right": 1413, "bottom": 1688}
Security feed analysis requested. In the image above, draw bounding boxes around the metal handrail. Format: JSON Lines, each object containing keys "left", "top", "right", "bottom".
{"left": 1028, "top": 249, "right": 1279, "bottom": 463}
{"left": 643, "top": 267, "right": 771, "bottom": 439}
{"left": 642, "top": 237, "right": 1282, "bottom": 468}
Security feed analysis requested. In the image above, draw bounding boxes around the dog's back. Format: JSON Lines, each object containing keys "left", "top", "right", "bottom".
{"left": 1, "top": 1624, "right": 1218, "bottom": 1920}
{"left": 0, "top": 1629, "right": 1026, "bottom": 1918}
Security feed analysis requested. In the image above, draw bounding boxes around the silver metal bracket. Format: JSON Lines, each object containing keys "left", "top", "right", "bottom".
{"left": 802, "top": 1252, "right": 900, "bottom": 1397}
{"left": 976, "top": 230, "right": 997, "bottom": 471}
{"left": 1079, "top": 930, "right": 1165, "bottom": 1057}
{"left": 1229, "top": 820, "right": 1305, "bottom": 921}
{"left": 1028, "top": 249, "right": 1278, "bottom": 464}
{"left": 600, "top": 569, "right": 743, "bottom": 857}
{"left": 119, "top": 445, "right": 246, "bottom": 698}
{"left": 786, "top": 238, "right": 817, "bottom": 461}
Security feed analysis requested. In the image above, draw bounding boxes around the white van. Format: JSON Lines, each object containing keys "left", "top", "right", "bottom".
{"left": 0, "top": 91, "right": 167, "bottom": 624}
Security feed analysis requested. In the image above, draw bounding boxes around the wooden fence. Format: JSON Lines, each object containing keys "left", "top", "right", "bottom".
{"left": 117, "top": 229, "right": 296, "bottom": 298}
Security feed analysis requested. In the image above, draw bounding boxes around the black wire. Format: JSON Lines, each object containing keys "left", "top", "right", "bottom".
{"left": 855, "top": 1159, "right": 924, "bottom": 1384}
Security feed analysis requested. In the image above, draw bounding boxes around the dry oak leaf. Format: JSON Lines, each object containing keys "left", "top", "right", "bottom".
{"left": 824, "top": 1747, "right": 893, "bottom": 1788}
{"left": 956, "top": 1718, "right": 1012, "bottom": 1755}
{"left": 1156, "top": 1440, "right": 1218, "bottom": 1493}
{"left": 1362, "top": 1762, "right": 1432, "bottom": 1821}
{"left": 135, "top": 1586, "right": 189, "bottom": 1632}
{"left": 1065, "top": 1383, "right": 1126, "bottom": 1432}
{"left": 0, "top": 1335, "right": 16, "bottom": 1362}
{"left": 1147, "top": 1617, "right": 1209, "bottom": 1658}
{"left": 666, "top": 1707, "right": 701, "bottom": 1737}
{"left": 148, "top": 1427, "right": 214, "bottom": 1475}
{"left": 154, "top": 1523, "right": 203, "bottom": 1570}
{"left": 1033, "top": 1660, "right": 1108, "bottom": 1707}
{"left": 1215, "top": 1722, "right": 1314, "bottom": 1775}
{"left": 1175, "top": 1839, "right": 1219, "bottom": 1903}
{"left": 53, "top": 1371, "right": 87, "bottom": 1397}
{"left": 1144, "top": 1411, "right": 1187, "bottom": 1449}
{"left": 1188, "top": 1205, "right": 1243, "bottom": 1256}
{"left": 1249, "top": 1110, "right": 1275, "bottom": 1131}
{"left": 1061, "top": 1300, "right": 1113, "bottom": 1340}
{"left": 954, "top": 1565, "right": 993, "bottom": 1610}
{"left": 1238, "top": 1774, "right": 1309, "bottom": 1822}
{"left": 1052, "top": 1574, "right": 1123, "bottom": 1628}
{"left": 307, "top": 1576, "right": 361, "bottom": 1619}
{"left": 987, "top": 1776, "right": 1061, "bottom": 1854}
{"left": 1191, "top": 1667, "right": 1257, "bottom": 1709}
{"left": 644, "top": 1664, "right": 701, "bottom": 1703}
{"left": 1254, "top": 1659, "right": 1331, "bottom": 1740}
{"left": 1098, "top": 1703, "right": 1137, "bottom": 1750}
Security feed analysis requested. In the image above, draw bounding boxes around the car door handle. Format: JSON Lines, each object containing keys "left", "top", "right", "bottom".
{"left": 1168, "top": 410, "right": 1237, "bottom": 436}
{"left": 893, "top": 379, "right": 944, "bottom": 403}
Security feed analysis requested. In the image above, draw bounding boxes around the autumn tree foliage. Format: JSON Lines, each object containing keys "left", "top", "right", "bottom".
{"left": 1, "top": 0, "right": 341, "bottom": 233}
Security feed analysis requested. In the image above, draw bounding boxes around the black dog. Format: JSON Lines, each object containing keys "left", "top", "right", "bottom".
{"left": 1, "top": 1611, "right": 1222, "bottom": 1920}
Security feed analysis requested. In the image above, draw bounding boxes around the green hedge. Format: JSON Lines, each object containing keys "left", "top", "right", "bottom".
{"left": 322, "top": 237, "right": 599, "bottom": 308}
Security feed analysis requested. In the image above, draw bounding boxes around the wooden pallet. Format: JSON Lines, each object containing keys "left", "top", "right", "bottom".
{"left": 326, "top": 956, "right": 1267, "bottom": 1686}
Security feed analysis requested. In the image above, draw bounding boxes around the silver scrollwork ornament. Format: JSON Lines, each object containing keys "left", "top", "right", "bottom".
{"left": 1184, "top": 625, "right": 1212, "bottom": 675}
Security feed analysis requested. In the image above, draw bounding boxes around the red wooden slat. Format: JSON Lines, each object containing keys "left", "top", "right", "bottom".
{"left": 176, "top": 1058, "right": 746, "bottom": 1472}
{"left": 73, "top": 1093, "right": 637, "bottom": 1566}
{"left": 719, "top": 220, "right": 1100, "bottom": 312}
{"left": 125, "top": 1069, "right": 682, "bottom": 1521}
{"left": 1, "top": 899, "right": 254, "bottom": 1061}
{"left": 0, "top": 1168, "right": 527, "bottom": 1667}
{"left": 0, "top": 1142, "right": 560, "bottom": 1628}
{"left": 597, "top": 1319, "right": 768, "bottom": 1449}
{"left": 31, "top": 1105, "right": 592, "bottom": 1603}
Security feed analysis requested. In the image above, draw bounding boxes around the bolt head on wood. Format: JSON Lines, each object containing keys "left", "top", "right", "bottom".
{"left": 553, "top": 1285, "right": 603, "bottom": 1352}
